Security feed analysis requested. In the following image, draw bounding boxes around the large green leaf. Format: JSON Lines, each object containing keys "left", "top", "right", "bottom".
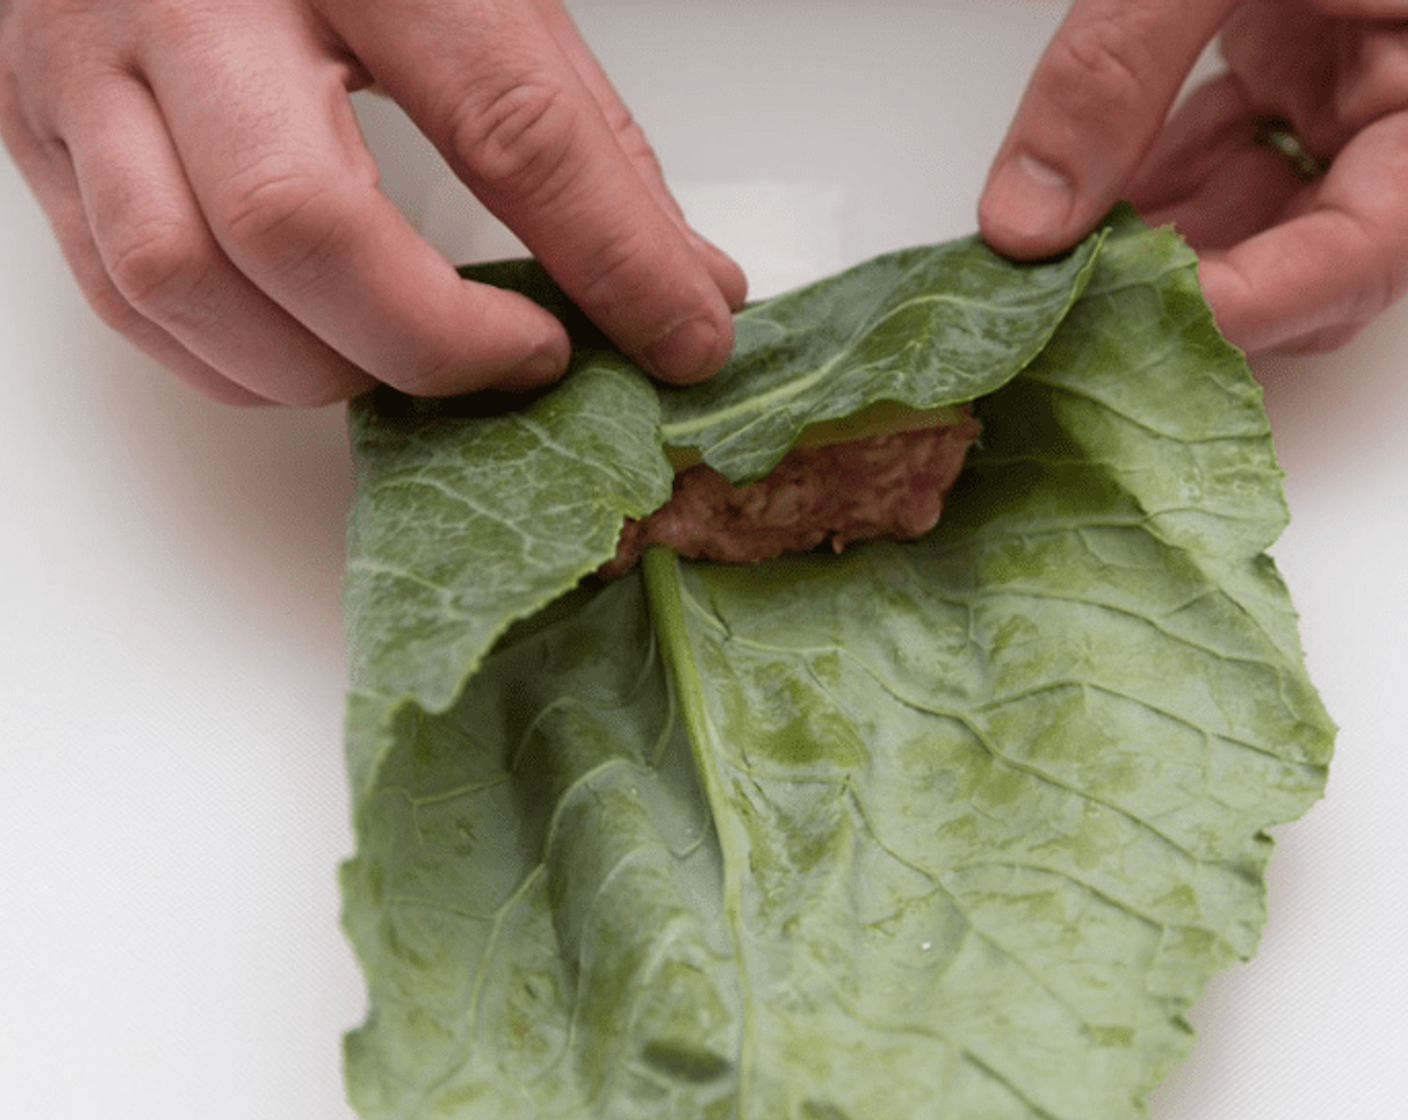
{"left": 338, "top": 211, "right": 1333, "bottom": 1119}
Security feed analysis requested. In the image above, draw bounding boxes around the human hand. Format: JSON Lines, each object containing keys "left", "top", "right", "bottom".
{"left": 0, "top": 0, "right": 746, "bottom": 405}
{"left": 978, "top": 0, "right": 1408, "bottom": 354}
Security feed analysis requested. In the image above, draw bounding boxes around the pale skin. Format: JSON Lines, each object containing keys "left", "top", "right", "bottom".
{"left": 3, "top": 1, "right": 1407, "bottom": 406}
{"left": 0, "top": 0, "right": 748, "bottom": 405}
{"left": 980, "top": 0, "right": 1408, "bottom": 354}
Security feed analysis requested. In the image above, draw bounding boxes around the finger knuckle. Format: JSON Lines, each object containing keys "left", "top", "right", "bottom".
{"left": 598, "top": 96, "right": 655, "bottom": 165}
{"left": 571, "top": 226, "right": 663, "bottom": 319}
{"left": 451, "top": 72, "right": 582, "bottom": 203}
{"left": 105, "top": 215, "right": 212, "bottom": 314}
{"left": 1045, "top": 14, "right": 1160, "bottom": 123}
{"left": 213, "top": 157, "right": 356, "bottom": 284}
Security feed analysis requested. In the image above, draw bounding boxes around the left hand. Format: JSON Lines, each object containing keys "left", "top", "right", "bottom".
{"left": 979, "top": 0, "right": 1408, "bottom": 354}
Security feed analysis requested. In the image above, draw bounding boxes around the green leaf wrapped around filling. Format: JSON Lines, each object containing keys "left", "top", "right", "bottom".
{"left": 338, "top": 208, "right": 1334, "bottom": 1120}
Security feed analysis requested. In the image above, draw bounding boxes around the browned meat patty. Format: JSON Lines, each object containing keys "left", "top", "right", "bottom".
{"left": 603, "top": 411, "right": 980, "bottom": 575}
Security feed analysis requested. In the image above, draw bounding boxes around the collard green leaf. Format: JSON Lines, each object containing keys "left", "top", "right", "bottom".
{"left": 339, "top": 211, "right": 1334, "bottom": 1120}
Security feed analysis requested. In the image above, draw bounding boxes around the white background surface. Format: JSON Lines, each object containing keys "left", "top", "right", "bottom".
{"left": 3, "top": 2, "right": 1406, "bottom": 1117}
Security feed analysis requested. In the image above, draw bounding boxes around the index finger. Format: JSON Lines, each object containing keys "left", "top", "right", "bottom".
{"left": 979, "top": 0, "right": 1240, "bottom": 259}
{"left": 331, "top": 0, "right": 738, "bottom": 384}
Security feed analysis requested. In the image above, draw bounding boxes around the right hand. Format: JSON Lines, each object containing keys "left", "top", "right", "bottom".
{"left": 0, "top": 0, "right": 747, "bottom": 405}
{"left": 979, "top": 0, "right": 1408, "bottom": 355}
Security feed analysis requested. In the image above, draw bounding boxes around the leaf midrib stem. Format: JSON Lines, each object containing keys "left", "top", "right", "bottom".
{"left": 642, "top": 548, "right": 756, "bottom": 1116}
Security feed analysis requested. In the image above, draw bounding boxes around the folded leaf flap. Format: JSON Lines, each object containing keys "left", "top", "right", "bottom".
{"left": 658, "top": 229, "right": 1104, "bottom": 482}
{"left": 342, "top": 360, "right": 674, "bottom": 796}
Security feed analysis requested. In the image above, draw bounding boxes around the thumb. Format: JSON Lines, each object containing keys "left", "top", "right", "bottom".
{"left": 979, "top": 0, "right": 1240, "bottom": 259}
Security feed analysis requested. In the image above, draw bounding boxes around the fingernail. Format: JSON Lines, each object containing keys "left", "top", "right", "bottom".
{"left": 644, "top": 315, "right": 724, "bottom": 383}
{"left": 987, "top": 153, "right": 1075, "bottom": 245}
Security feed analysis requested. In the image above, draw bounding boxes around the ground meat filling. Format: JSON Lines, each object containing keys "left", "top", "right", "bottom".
{"left": 605, "top": 411, "right": 981, "bottom": 575}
